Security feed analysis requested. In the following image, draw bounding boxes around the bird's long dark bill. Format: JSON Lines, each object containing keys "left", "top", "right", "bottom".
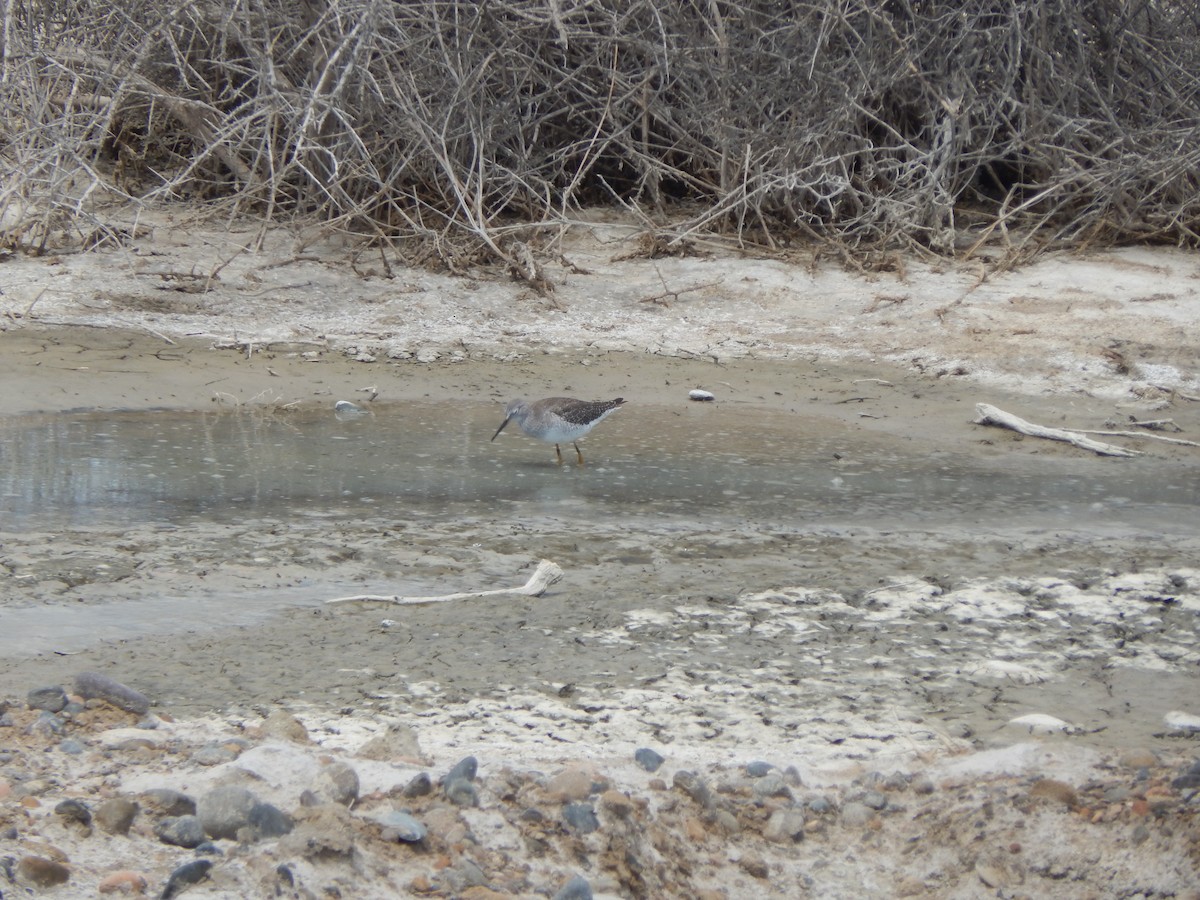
{"left": 491, "top": 417, "right": 511, "bottom": 441}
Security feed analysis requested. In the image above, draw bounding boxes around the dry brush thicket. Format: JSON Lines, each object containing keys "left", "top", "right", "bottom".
{"left": 1, "top": 0, "right": 1199, "bottom": 278}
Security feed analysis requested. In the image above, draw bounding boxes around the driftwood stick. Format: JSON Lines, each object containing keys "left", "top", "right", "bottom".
{"left": 325, "top": 559, "right": 564, "bottom": 606}
{"left": 972, "top": 404, "right": 1140, "bottom": 457}
{"left": 1072, "top": 429, "right": 1199, "bottom": 448}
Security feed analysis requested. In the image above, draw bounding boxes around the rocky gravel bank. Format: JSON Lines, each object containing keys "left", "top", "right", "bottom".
{"left": 2, "top": 674, "right": 1199, "bottom": 899}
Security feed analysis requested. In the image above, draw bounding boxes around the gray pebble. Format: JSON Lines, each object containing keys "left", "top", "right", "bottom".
{"left": 553, "top": 874, "right": 593, "bottom": 900}
{"left": 763, "top": 808, "right": 806, "bottom": 843}
{"left": 371, "top": 809, "right": 427, "bottom": 843}
{"left": 73, "top": 671, "right": 150, "bottom": 715}
{"left": 54, "top": 798, "right": 92, "bottom": 826}
{"left": 442, "top": 858, "right": 487, "bottom": 892}
{"left": 443, "top": 778, "right": 478, "bottom": 808}
{"left": 861, "top": 790, "right": 888, "bottom": 811}
{"left": 58, "top": 739, "right": 86, "bottom": 755}
{"left": 445, "top": 755, "right": 478, "bottom": 784}
{"left": 245, "top": 802, "right": 293, "bottom": 840}
{"left": 672, "top": 770, "right": 713, "bottom": 809}
{"left": 197, "top": 785, "right": 259, "bottom": 840}
{"left": 634, "top": 748, "right": 665, "bottom": 772}
{"left": 911, "top": 774, "right": 935, "bottom": 795}
{"left": 403, "top": 772, "right": 432, "bottom": 798}
{"left": 155, "top": 815, "right": 207, "bottom": 848}
{"left": 192, "top": 744, "right": 238, "bottom": 766}
{"left": 562, "top": 801, "right": 600, "bottom": 834}
{"left": 95, "top": 797, "right": 139, "bottom": 835}
{"left": 161, "top": 859, "right": 212, "bottom": 899}
{"left": 316, "top": 761, "right": 359, "bottom": 806}
{"left": 841, "top": 801, "right": 874, "bottom": 826}
{"left": 28, "top": 711, "right": 65, "bottom": 736}
{"left": 745, "top": 760, "right": 775, "bottom": 778}
{"left": 27, "top": 685, "right": 68, "bottom": 713}
{"left": 139, "top": 788, "right": 196, "bottom": 817}
{"left": 1132, "top": 824, "right": 1150, "bottom": 845}
{"left": 752, "top": 774, "right": 792, "bottom": 800}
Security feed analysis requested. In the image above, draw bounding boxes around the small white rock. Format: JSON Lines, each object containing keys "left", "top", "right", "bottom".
{"left": 1007, "top": 713, "right": 1075, "bottom": 735}
{"left": 968, "top": 660, "right": 1045, "bottom": 685}
{"left": 1163, "top": 710, "right": 1200, "bottom": 732}
{"left": 689, "top": 389, "right": 715, "bottom": 401}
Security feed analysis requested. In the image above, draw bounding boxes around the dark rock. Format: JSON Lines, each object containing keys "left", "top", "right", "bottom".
{"left": 192, "top": 744, "right": 239, "bottom": 766}
{"left": 562, "top": 802, "right": 600, "bottom": 834}
{"left": 244, "top": 802, "right": 293, "bottom": 840}
{"left": 402, "top": 771, "right": 432, "bottom": 798}
{"left": 54, "top": 798, "right": 92, "bottom": 826}
{"left": 28, "top": 711, "right": 65, "bottom": 736}
{"left": 841, "top": 801, "right": 873, "bottom": 826}
{"left": 161, "top": 859, "right": 212, "bottom": 899}
{"left": 372, "top": 809, "right": 427, "bottom": 842}
{"left": 27, "top": 685, "right": 68, "bottom": 713}
{"left": 752, "top": 774, "right": 792, "bottom": 799}
{"left": 445, "top": 755, "right": 478, "bottom": 784}
{"left": 74, "top": 671, "right": 150, "bottom": 715}
{"left": 197, "top": 785, "right": 258, "bottom": 840}
{"left": 317, "top": 761, "right": 359, "bottom": 806}
{"left": 444, "top": 778, "right": 478, "bottom": 808}
{"left": 861, "top": 790, "right": 888, "bottom": 810}
{"left": 672, "top": 770, "right": 713, "bottom": 809}
{"left": 95, "top": 797, "right": 139, "bottom": 835}
{"left": 16, "top": 855, "right": 70, "bottom": 888}
{"left": 763, "top": 808, "right": 806, "bottom": 843}
{"left": 58, "top": 738, "right": 86, "bottom": 754}
{"left": 553, "top": 874, "right": 593, "bottom": 900}
{"left": 745, "top": 760, "right": 774, "bottom": 777}
{"left": 156, "top": 815, "right": 207, "bottom": 848}
{"left": 634, "top": 748, "right": 665, "bottom": 772}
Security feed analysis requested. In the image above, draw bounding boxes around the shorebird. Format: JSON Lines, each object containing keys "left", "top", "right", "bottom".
{"left": 491, "top": 397, "right": 626, "bottom": 465}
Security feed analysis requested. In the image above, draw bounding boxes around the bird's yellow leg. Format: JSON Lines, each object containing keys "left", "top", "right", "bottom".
{"left": 554, "top": 444, "right": 564, "bottom": 465}
{"left": 574, "top": 442, "right": 585, "bottom": 465}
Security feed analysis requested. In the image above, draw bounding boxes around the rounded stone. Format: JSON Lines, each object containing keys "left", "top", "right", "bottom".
{"left": 402, "top": 772, "right": 432, "bottom": 798}
{"left": 139, "top": 788, "right": 196, "bottom": 817}
{"left": 27, "top": 686, "right": 68, "bottom": 713}
{"left": 155, "top": 815, "right": 207, "bottom": 848}
{"left": 98, "top": 870, "right": 149, "bottom": 894}
{"left": 54, "top": 797, "right": 93, "bottom": 826}
{"left": 17, "top": 856, "right": 71, "bottom": 887}
{"left": 245, "top": 802, "right": 293, "bottom": 840}
{"left": 841, "top": 801, "right": 874, "bottom": 826}
{"left": 562, "top": 801, "right": 600, "bottom": 834}
{"left": 197, "top": 785, "right": 259, "bottom": 840}
{"left": 95, "top": 797, "right": 139, "bottom": 835}
{"left": 553, "top": 874, "right": 593, "bottom": 900}
{"left": 745, "top": 760, "right": 775, "bottom": 778}
{"left": 443, "top": 777, "right": 478, "bottom": 808}
{"left": 445, "top": 755, "right": 478, "bottom": 784}
{"left": 763, "top": 808, "right": 806, "bottom": 843}
{"left": 634, "top": 748, "right": 665, "bottom": 772}
{"left": 317, "top": 761, "right": 359, "bottom": 806}
{"left": 371, "top": 809, "right": 428, "bottom": 842}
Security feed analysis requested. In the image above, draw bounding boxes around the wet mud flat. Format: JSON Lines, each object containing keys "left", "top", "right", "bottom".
{"left": 1, "top": 338, "right": 1198, "bottom": 766}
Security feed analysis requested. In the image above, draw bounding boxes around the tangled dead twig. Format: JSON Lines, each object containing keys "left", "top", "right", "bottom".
{"left": 1, "top": 1, "right": 1198, "bottom": 274}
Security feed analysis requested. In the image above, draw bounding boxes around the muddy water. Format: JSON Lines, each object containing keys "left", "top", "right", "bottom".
{"left": 2, "top": 400, "right": 1199, "bottom": 759}
{"left": 5, "top": 401, "right": 1198, "bottom": 531}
